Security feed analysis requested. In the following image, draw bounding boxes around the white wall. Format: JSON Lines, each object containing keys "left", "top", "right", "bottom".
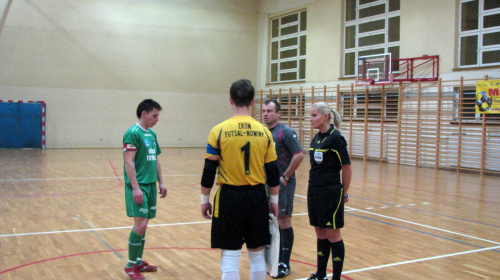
{"left": 0, "top": 86, "right": 233, "bottom": 148}
{"left": 400, "top": 0, "right": 456, "bottom": 72}
{"left": 2, "top": 0, "right": 499, "bottom": 148}
{"left": 306, "top": 0, "right": 343, "bottom": 82}
{"left": 0, "top": 0, "right": 259, "bottom": 148}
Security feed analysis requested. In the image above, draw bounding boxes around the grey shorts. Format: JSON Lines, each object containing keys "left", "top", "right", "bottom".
{"left": 278, "top": 178, "right": 296, "bottom": 217}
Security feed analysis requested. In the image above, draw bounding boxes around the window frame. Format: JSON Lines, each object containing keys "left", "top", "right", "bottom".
{"left": 269, "top": 10, "right": 307, "bottom": 84}
{"left": 458, "top": 0, "right": 500, "bottom": 68}
{"left": 344, "top": 0, "right": 400, "bottom": 77}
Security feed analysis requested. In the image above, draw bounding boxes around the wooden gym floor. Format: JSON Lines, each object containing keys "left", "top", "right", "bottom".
{"left": 0, "top": 148, "right": 499, "bottom": 279}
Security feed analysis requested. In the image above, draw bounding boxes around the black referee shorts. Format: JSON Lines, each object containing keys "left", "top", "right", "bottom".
{"left": 307, "top": 184, "right": 344, "bottom": 229}
{"left": 211, "top": 184, "right": 270, "bottom": 250}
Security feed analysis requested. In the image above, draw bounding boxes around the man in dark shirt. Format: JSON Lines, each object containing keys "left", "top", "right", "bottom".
{"left": 263, "top": 99, "right": 304, "bottom": 278}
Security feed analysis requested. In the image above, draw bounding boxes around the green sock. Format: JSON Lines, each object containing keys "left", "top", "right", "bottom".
{"left": 127, "top": 229, "right": 143, "bottom": 267}
{"left": 136, "top": 232, "right": 146, "bottom": 265}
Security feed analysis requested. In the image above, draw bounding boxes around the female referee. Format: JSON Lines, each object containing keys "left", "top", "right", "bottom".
{"left": 305, "top": 102, "right": 352, "bottom": 280}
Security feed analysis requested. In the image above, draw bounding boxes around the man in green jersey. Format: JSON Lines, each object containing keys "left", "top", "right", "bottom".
{"left": 123, "top": 99, "right": 167, "bottom": 280}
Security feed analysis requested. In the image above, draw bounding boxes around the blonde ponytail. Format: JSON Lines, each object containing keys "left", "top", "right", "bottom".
{"left": 311, "top": 102, "right": 342, "bottom": 129}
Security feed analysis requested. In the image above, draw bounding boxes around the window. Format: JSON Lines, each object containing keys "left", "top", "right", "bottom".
{"left": 341, "top": 93, "right": 366, "bottom": 119}
{"left": 461, "top": 89, "right": 480, "bottom": 121}
{"left": 279, "top": 95, "right": 305, "bottom": 117}
{"left": 341, "top": 91, "right": 398, "bottom": 120}
{"left": 270, "top": 11, "right": 307, "bottom": 83}
{"left": 459, "top": 0, "right": 500, "bottom": 67}
{"left": 344, "top": 0, "right": 400, "bottom": 77}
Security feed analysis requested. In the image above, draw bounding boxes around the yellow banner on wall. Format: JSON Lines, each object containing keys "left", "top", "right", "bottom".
{"left": 476, "top": 80, "right": 500, "bottom": 114}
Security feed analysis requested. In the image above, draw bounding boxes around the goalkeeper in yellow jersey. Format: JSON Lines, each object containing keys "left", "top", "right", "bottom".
{"left": 200, "top": 79, "right": 280, "bottom": 280}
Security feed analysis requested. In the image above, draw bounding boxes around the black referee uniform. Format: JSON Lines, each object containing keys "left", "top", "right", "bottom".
{"left": 308, "top": 124, "right": 351, "bottom": 229}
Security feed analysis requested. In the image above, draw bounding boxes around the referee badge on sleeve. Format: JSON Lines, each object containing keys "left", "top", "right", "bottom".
{"left": 314, "top": 151, "right": 323, "bottom": 164}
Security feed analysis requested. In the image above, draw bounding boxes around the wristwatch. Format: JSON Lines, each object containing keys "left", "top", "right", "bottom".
{"left": 282, "top": 175, "right": 290, "bottom": 182}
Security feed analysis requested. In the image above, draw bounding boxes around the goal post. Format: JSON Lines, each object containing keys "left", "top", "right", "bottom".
{"left": 0, "top": 100, "right": 46, "bottom": 149}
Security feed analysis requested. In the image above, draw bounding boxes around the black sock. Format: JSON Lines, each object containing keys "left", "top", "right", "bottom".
{"left": 316, "top": 238, "right": 330, "bottom": 279}
{"left": 279, "top": 227, "right": 294, "bottom": 267}
{"left": 330, "top": 240, "right": 345, "bottom": 280}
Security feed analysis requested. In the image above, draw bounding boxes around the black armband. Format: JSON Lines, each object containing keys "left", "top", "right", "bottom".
{"left": 201, "top": 159, "right": 218, "bottom": 188}
{"left": 264, "top": 160, "right": 280, "bottom": 187}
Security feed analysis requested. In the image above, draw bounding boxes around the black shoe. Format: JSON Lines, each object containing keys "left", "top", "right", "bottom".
{"left": 272, "top": 263, "right": 290, "bottom": 279}
{"left": 306, "top": 273, "right": 328, "bottom": 280}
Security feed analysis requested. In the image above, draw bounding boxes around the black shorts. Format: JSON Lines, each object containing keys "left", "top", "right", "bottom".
{"left": 307, "top": 184, "right": 344, "bottom": 229}
{"left": 211, "top": 184, "right": 270, "bottom": 250}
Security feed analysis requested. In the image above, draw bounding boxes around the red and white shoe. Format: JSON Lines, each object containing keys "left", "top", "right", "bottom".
{"left": 138, "top": 261, "right": 157, "bottom": 272}
{"left": 124, "top": 265, "right": 145, "bottom": 280}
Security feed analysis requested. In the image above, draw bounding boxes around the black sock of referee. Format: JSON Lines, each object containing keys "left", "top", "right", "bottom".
{"left": 330, "top": 240, "right": 345, "bottom": 280}
{"left": 316, "top": 238, "right": 330, "bottom": 279}
{"left": 279, "top": 227, "right": 294, "bottom": 267}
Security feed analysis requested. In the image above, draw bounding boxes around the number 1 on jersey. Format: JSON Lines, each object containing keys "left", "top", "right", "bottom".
{"left": 241, "top": 142, "right": 250, "bottom": 175}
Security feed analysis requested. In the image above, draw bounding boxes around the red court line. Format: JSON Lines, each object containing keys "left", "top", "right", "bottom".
{"left": 0, "top": 247, "right": 353, "bottom": 279}
{"left": 290, "top": 259, "right": 354, "bottom": 280}
{"left": 0, "top": 160, "right": 123, "bottom": 198}
{"left": 0, "top": 161, "right": 200, "bottom": 198}
{"left": 0, "top": 247, "right": 216, "bottom": 275}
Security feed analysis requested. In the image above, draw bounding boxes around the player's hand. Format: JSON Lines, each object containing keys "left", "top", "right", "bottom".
{"left": 280, "top": 176, "right": 287, "bottom": 187}
{"left": 269, "top": 202, "right": 278, "bottom": 218}
{"left": 132, "top": 187, "right": 143, "bottom": 205}
{"left": 201, "top": 203, "right": 212, "bottom": 219}
{"left": 159, "top": 184, "right": 167, "bottom": 198}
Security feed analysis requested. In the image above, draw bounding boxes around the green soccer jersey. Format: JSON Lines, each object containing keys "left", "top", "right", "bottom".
{"left": 123, "top": 124, "right": 162, "bottom": 185}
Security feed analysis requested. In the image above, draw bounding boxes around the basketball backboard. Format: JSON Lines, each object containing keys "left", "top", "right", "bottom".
{"left": 356, "top": 53, "right": 393, "bottom": 86}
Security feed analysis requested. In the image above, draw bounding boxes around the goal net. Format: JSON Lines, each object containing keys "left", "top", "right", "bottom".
{"left": 0, "top": 100, "right": 46, "bottom": 149}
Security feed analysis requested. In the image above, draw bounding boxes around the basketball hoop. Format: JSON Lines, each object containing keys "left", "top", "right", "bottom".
{"left": 355, "top": 78, "right": 375, "bottom": 86}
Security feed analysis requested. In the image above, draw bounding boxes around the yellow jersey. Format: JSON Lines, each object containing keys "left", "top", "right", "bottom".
{"left": 206, "top": 115, "right": 277, "bottom": 186}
